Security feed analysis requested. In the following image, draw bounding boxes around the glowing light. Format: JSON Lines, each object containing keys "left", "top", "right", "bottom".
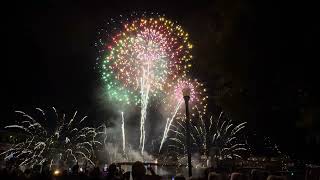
{"left": 172, "top": 78, "right": 203, "bottom": 103}
{"left": 53, "top": 170, "right": 60, "bottom": 176}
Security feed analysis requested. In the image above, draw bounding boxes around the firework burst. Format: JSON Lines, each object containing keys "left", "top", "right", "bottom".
{"left": 159, "top": 78, "right": 208, "bottom": 152}
{"left": 1, "top": 108, "right": 101, "bottom": 168}
{"left": 97, "top": 14, "right": 192, "bottom": 104}
{"left": 167, "top": 111, "right": 247, "bottom": 160}
{"left": 97, "top": 13, "right": 193, "bottom": 153}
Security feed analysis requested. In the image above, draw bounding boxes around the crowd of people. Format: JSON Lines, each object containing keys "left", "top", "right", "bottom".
{"left": 0, "top": 161, "right": 319, "bottom": 180}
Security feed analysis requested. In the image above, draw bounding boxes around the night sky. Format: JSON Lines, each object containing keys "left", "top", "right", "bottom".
{"left": 3, "top": 0, "right": 319, "bottom": 160}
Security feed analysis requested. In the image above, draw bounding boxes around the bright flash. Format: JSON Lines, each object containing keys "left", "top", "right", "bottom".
{"left": 53, "top": 169, "right": 60, "bottom": 176}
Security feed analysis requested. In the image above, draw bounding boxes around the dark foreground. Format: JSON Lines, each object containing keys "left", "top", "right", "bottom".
{"left": 1, "top": 161, "right": 319, "bottom": 180}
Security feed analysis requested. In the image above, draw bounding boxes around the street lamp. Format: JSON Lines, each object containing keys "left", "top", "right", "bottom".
{"left": 182, "top": 87, "right": 192, "bottom": 177}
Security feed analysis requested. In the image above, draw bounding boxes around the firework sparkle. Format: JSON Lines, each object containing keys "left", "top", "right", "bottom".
{"left": 168, "top": 111, "right": 247, "bottom": 160}
{"left": 159, "top": 78, "right": 208, "bottom": 152}
{"left": 97, "top": 13, "right": 193, "bottom": 153}
{"left": 1, "top": 108, "right": 100, "bottom": 168}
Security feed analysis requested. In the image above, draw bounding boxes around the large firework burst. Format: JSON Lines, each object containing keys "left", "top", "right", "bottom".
{"left": 1, "top": 108, "right": 102, "bottom": 168}
{"left": 97, "top": 13, "right": 193, "bottom": 153}
{"left": 97, "top": 14, "right": 192, "bottom": 105}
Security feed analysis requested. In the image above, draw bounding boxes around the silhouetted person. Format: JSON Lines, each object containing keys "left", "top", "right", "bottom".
{"left": 251, "top": 169, "right": 268, "bottom": 180}
{"left": 24, "top": 168, "right": 32, "bottom": 179}
{"left": 266, "top": 175, "right": 287, "bottom": 180}
{"left": 123, "top": 171, "right": 131, "bottom": 180}
{"left": 91, "top": 167, "right": 101, "bottom": 176}
{"left": 90, "top": 166, "right": 101, "bottom": 180}
{"left": 106, "top": 163, "right": 119, "bottom": 180}
{"left": 132, "top": 161, "right": 146, "bottom": 180}
{"left": 230, "top": 172, "right": 246, "bottom": 180}
{"left": 208, "top": 172, "right": 222, "bottom": 180}
{"left": 174, "top": 175, "right": 186, "bottom": 180}
{"left": 72, "top": 162, "right": 79, "bottom": 175}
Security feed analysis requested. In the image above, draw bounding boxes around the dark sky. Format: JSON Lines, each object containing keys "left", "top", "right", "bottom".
{"left": 3, "top": 0, "right": 319, "bottom": 160}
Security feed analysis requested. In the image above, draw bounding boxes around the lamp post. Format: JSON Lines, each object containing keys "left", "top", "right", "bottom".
{"left": 182, "top": 87, "right": 192, "bottom": 177}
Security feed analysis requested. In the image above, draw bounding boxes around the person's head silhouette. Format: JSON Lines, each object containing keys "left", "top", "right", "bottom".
{"left": 132, "top": 161, "right": 146, "bottom": 180}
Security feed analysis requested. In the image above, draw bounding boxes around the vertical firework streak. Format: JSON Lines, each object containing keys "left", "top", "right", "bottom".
{"left": 121, "top": 112, "right": 126, "bottom": 153}
{"left": 1, "top": 108, "right": 100, "bottom": 167}
{"left": 159, "top": 99, "right": 183, "bottom": 152}
{"left": 139, "top": 65, "right": 151, "bottom": 154}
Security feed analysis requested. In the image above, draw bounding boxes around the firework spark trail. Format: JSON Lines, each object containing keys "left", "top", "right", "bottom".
{"left": 80, "top": 116, "right": 88, "bottom": 123}
{"left": 4, "top": 125, "right": 33, "bottom": 135}
{"left": 121, "top": 111, "right": 126, "bottom": 153}
{"left": 65, "top": 149, "right": 77, "bottom": 162}
{"left": 35, "top": 108, "right": 46, "bottom": 118}
{"left": 15, "top": 111, "right": 26, "bottom": 115}
{"left": 159, "top": 98, "right": 183, "bottom": 152}
{"left": 139, "top": 66, "right": 151, "bottom": 154}
{"left": 68, "top": 111, "right": 78, "bottom": 126}
{"left": 52, "top": 107, "right": 58, "bottom": 120}
{"left": 169, "top": 128, "right": 184, "bottom": 137}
